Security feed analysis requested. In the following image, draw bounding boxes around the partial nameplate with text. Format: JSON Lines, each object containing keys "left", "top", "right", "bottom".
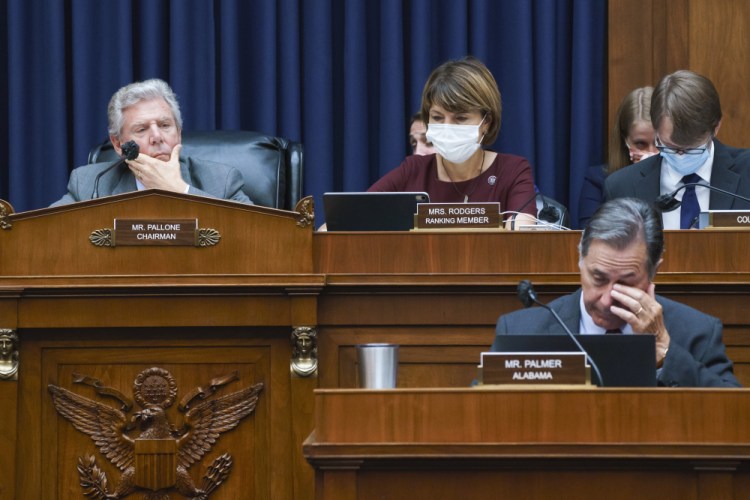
{"left": 699, "top": 210, "right": 750, "bottom": 229}
{"left": 114, "top": 219, "right": 198, "bottom": 246}
{"left": 477, "top": 351, "right": 589, "bottom": 385}
{"left": 414, "top": 203, "right": 502, "bottom": 230}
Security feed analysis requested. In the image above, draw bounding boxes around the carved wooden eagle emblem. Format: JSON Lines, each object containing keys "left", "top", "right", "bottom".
{"left": 48, "top": 367, "right": 263, "bottom": 499}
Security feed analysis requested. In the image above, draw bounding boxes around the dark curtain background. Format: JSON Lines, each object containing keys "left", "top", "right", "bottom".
{"left": 1, "top": 0, "right": 605, "bottom": 227}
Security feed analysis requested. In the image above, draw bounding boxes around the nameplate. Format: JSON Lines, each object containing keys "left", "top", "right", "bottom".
{"left": 113, "top": 219, "right": 197, "bottom": 246}
{"left": 698, "top": 210, "right": 750, "bottom": 229}
{"left": 478, "top": 352, "right": 589, "bottom": 385}
{"left": 414, "top": 203, "right": 502, "bottom": 229}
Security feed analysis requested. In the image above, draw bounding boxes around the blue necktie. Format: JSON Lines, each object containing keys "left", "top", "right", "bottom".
{"left": 680, "top": 173, "right": 702, "bottom": 229}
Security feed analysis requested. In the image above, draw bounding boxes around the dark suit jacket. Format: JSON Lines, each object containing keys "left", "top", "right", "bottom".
{"left": 491, "top": 289, "right": 740, "bottom": 387}
{"left": 51, "top": 156, "right": 252, "bottom": 206}
{"left": 577, "top": 164, "right": 607, "bottom": 229}
{"left": 603, "top": 140, "right": 750, "bottom": 210}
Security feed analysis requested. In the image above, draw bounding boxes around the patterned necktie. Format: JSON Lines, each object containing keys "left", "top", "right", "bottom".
{"left": 680, "top": 173, "right": 702, "bottom": 229}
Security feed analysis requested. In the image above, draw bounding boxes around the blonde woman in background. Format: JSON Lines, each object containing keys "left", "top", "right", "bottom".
{"left": 578, "top": 87, "right": 657, "bottom": 228}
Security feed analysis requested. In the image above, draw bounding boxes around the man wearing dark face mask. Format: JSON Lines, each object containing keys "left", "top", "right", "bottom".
{"left": 604, "top": 70, "right": 750, "bottom": 229}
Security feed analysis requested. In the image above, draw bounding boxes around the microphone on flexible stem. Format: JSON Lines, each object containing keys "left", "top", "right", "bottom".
{"left": 516, "top": 280, "right": 605, "bottom": 386}
{"left": 91, "top": 140, "right": 140, "bottom": 199}
{"left": 537, "top": 192, "right": 561, "bottom": 224}
{"left": 654, "top": 183, "right": 750, "bottom": 212}
{"left": 510, "top": 189, "right": 560, "bottom": 229}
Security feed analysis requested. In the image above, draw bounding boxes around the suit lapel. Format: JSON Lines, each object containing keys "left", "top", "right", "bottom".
{"left": 179, "top": 157, "right": 192, "bottom": 187}
{"left": 631, "top": 156, "right": 662, "bottom": 201}
{"left": 708, "top": 141, "right": 740, "bottom": 209}
{"left": 111, "top": 167, "right": 137, "bottom": 195}
{"left": 550, "top": 289, "right": 583, "bottom": 334}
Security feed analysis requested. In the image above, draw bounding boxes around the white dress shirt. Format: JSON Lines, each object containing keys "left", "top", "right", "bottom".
{"left": 659, "top": 141, "right": 715, "bottom": 230}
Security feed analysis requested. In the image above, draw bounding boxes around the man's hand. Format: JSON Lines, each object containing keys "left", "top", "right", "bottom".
{"left": 126, "top": 144, "right": 188, "bottom": 193}
{"left": 610, "top": 283, "right": 671, "bottom": 367}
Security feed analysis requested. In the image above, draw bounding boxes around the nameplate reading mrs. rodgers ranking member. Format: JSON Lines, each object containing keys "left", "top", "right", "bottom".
{"left": 414, "top": 202, "right": 502, "bottom": 230}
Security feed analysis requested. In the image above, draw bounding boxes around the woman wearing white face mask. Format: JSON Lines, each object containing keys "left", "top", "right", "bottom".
{"left": 578, "top": 86, "right": 657, "bottom": 229}
{"left": 368, "top": 57, "right": 537, "bottom": 229}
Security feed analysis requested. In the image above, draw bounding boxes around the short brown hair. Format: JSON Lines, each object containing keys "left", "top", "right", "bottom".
{"left": 420, "top": 57, "right": 502, "bottom": 145}
{"left": 608, "top": 86, "right": 653, "bottom": 173}
{"left": 651, "top": 70, "right": 721, "bottom": 145}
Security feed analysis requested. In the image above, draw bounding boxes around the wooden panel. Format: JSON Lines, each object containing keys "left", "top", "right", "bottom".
{"left": 310, "top": 389, "right": 750, "bottom": 444}
{"left": 607, "top": 0, "right": 659, "bottom": 141}
{"left": 609, "top": 0, "right": 750, "bottom": 149}
{"left": 0, "top": 381, "right": 17, "bottom": 499}
{"left": 17, "top": 330, "right": 297, "bottom": 499}
{"left": 0, "top": 191, "right": 313, "bottom": 278}
{"left": 316, "top": 230, "right": 750, "bottom": 277}
{"left": 690, "top": 0, "right": 750, "bottom": 147}
{"left": 358, "top": 470, "right": 697, "bottom": 500}
{"left": 305, "top": 389, "right": 750, "bottom": 499}
{"left": 0, "top": 296, "right": 18, "bottom": 499}
{"left": 18, "top": 295, "right": 295, "bottom": 328}
{"left": 315, "top": 231, "right": 581, "bottom": 276}
{"left": 319, "top": 327, "right": 489, "bottom": 389}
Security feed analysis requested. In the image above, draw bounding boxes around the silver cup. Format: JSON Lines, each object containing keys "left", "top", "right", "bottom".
{"left": 356, "top": 343, "right": 398, "bottom": 389}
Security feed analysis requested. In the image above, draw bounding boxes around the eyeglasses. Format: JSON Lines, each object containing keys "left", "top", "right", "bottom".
{"left": 655, "top": 135, "right": 711, "bottom": 155}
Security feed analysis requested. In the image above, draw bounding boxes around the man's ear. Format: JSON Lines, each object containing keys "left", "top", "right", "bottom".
{"left": 110, "top": 135, "right": 122, "bottom": 156}
{"left": 714, "top": 119, "right": 722, "bottom": 137}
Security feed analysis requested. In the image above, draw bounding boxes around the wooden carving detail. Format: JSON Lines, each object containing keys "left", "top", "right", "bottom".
{"left": 290, "top": 326, "right": 318, "bottom": 377}
{"left": 0, "top": 199, "right": 14, "bottom": 230}
{"left": 89, "top": 228, "right": 114, "bottom": 247}
{"left": 196, "top": 228, "right": 221, "bottom": 247}
{"left": 0, "top": 329, "right": 18, "bottom": 380}
{"left": 48, "top": 367, "right": 263, "bottom": 499}
{"left": 294, "top": 196, "right": 314, "bottom": 228}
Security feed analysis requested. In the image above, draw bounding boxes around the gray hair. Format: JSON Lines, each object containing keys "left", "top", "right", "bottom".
{"left": 579, "top": 198, "right": 664, "bottom": 279}
{"left": 107, "top": 79, "right": 182, "bottom": 139}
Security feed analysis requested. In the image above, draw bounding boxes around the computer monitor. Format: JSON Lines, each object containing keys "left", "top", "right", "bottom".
{"left": 323, "top": 192, "right": 429, "bottom": 231}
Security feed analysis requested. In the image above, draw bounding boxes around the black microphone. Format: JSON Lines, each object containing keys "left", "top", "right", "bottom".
{"left": 91, "top": 140, "right": 139, "bottom": 199}
{"left": 516, "top": 280, "right": 605, "bottom": 386}
{"left": 655, "top": 182, "right": 750, "bottom": 212}
{"left": 536, "top": 193, "right": 561, "bottom": 224}
{"left": 511, "top": 190, "right": 561, "bottom": 229}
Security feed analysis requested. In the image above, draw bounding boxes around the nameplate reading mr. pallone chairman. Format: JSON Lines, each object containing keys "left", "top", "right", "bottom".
{"left": 114, "top": 219, "right": 198, "bottom": 246}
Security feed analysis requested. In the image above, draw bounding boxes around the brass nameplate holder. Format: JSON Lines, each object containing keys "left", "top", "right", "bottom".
{"left": 477, "top": 352, "right": 590, "bottom": 386}
{"left": 413, "top": 202, "right": 502, "bottom": 230}
{"left": 90, "top": 219, "right": 221, "bottom": 247}
{"left": 699, "top": 210, "right": 750, "bottom": 229}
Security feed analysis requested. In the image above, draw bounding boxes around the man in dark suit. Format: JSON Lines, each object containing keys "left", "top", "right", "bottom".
{"left": 52, "top": 79, "right": 251, "bottom": 206}
{"left": 491, "top": 197, "right": 740, "bottom": 387}
{"left": 604, "top": 70, "right": 750, "bottom": 229}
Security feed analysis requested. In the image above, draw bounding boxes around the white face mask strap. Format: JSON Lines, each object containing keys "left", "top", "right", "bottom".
{"left": 478, "top": 114, "right": 487, "bottom": 144}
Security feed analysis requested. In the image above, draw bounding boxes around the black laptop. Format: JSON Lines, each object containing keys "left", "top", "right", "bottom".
{"left": 323, "top": 192, "right": 429, "bottom": 231}
{"left": 490, "top": 334, "right": 656, "bottom": 387}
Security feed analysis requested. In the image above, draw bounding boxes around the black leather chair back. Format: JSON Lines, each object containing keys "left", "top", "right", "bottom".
{"left": 88, "top": 130, "right": 304, "bottom": 210}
